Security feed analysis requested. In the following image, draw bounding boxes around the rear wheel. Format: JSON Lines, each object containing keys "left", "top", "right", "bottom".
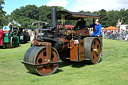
{"left": 84, "top": 37, "right": 101, "bottom": 64}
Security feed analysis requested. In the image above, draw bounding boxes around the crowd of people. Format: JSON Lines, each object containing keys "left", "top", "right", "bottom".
{"left": 101, "top": 29, "right": 128, "bottom": 41}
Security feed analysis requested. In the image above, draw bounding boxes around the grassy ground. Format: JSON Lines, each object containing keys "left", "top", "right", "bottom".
{"left": 0, "top": 39, "right": 128, "bottom": 85}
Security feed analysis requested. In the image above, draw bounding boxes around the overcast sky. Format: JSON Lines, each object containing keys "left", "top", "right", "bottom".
{"left": 3, "top": 0, "right": 128, "bottom": 14}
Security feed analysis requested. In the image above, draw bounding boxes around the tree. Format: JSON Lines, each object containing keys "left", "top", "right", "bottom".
{"left": 11, "top": 5, "right": 39, "bottom": 27}
{"left": 5, "top": 4, "right": 128, "bottom": 29}
{"left": 106, "top": 10, "right": 120, "bottom": 27}
{"left": 0, "top": 0, "right": 6, "bottom": 27}
{"left": 99, "top": 9, "right": 107, "bottom": 18}
{"left": 38, "top": 5, "right": 51, "bottom": 25}
{"left": 2, "top": 15, "right": 12, "bottom": 26}
{"left": 99, "top": 9, "right": 108, "bottom": 27}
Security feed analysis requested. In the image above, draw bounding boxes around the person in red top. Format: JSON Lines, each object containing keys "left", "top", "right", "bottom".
{"left": 0, "top": 30, "right": 4, "bottom": 46}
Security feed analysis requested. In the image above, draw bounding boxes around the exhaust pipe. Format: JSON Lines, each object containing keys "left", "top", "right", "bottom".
{"left": 51, "top": 6, "right": 57, "bottom": 28}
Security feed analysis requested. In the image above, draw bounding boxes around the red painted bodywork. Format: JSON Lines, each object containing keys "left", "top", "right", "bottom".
{"left": 0, "top": 30, "right": 4, "bottom": 46}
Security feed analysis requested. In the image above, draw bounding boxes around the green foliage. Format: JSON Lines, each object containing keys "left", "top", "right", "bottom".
{"left": 2, "top": 4, "right": 128, "bottom": 28}
{"left": 0, "top": 0, "right": 6, "bottom": 26}
{"left": 2, "top": 15, "right": 12, "bottom": 26}
{"left": 8, "top": 5, "right": 68, "bottom": 28}
{"left": 92, "top": 9, "right": 128, "bottom": 27}
{"left": 10, "top": 5, "right": 38, "bottom": 28}
{"left": 38, "top": 5, "right": 51, "bottom": 25}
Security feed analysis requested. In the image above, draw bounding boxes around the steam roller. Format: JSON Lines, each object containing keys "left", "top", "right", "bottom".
{"left": 22, "top": 6, "right": 102, "bottom": 76}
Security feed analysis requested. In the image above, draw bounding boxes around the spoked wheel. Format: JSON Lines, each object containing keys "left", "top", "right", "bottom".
{"left": 23, "top": 46, "right": 60, "bottom": 76}
{"left": 84, "top": 37, "right": 101, "bottom": 64}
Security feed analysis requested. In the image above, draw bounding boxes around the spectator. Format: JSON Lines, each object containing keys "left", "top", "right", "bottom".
{"left": 116, "top": 30, "right": 120, "bottom": 40}
{"left": 110, "top": 30, "right": 113, "bottom": 39}
{"left": 112, "top": 30, "right": 116, "bottom": 40}
{"left": 120, "top": 29, "right": 123, "bottom": 40}
{"left": 101, "top": 30, "right": 105, "bottom": 39}
{"left": 34, "top": 28, "right": 39, "bottom": 39}
{"left": 3, "top": 23, "right": 13, "bottom": 33}
{"left": 122, "top": 30, "right": 126, "bottom": 40}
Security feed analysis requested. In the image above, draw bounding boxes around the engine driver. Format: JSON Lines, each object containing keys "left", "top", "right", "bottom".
{"left": 74, "top": 18, "right": 86, "bottom": 30}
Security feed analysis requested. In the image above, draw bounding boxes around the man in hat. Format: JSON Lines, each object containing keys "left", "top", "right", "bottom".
{"left": 74, "top": 18, "right": 86, "bottom": 30}
{"left": 90, "top": 19, "right": 102, "bottom": 36}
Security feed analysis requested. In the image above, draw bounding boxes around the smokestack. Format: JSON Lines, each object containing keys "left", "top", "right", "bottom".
{"left": 51, "top": 6, "right": 57, "bottom": 28}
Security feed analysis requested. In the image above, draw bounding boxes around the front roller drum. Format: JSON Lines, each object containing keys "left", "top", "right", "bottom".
{"left": 23, "top": 46, "right": 60, "bottom": 76}
{"left": 84, "top": 37, "right": 102, "bottom": 64}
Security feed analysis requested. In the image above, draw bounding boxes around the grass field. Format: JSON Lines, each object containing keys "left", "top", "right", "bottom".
{"left": 0, "top": 39, "right": 128, "bottom": 85}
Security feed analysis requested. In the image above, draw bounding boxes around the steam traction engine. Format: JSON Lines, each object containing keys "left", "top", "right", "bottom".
{"left": 22, "top": 7, "right": 102, "bottom": 76}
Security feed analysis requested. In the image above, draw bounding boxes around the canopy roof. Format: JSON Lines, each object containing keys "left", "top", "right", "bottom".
{"left": 47, "top": 11, "right": 100, "bottom": 20}
{"left": 105, "top": 26, "right": 119, "bottom": 30}
{"left": 32, "top": 21, "right": 48, "bottom": 26}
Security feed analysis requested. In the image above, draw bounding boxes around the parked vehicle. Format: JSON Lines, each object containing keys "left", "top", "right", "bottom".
{"left": 19, "top": 26, "right": 30, "bottom": 44}
{"left": 22, "top": 7, "right": 102, "bottom": 76}
{"left": 2, "top": 27, "right": 19, "bottom": 48}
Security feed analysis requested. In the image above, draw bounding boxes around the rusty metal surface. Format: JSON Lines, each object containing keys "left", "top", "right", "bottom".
{"left": 76, "top": 29, "right": 90, "bottom": 36}
{"left": 33, "top": 42, "right": 52, "bottom": 62}
{"left": 23, "top": 46, "right": 60, "bottom": 76}
{"left": 70, "top": 41, "right": 78, "bottom": 61}
{"left": 78, "top": 40, "right": 85, "bottom": 61}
